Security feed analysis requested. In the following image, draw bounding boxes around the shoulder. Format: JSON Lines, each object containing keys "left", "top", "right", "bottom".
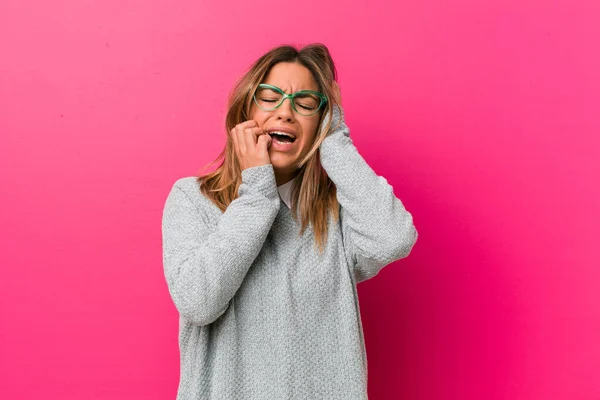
{"left": 167, "top": 176, "right": 218, "bottom": 213}
{"left": 171, "top": 176, "right": 203, "bottom": 193}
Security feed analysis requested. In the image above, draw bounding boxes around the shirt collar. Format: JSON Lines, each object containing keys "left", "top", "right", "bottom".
{"left": 277, "top": 176, "right": 297, "bottom": 209}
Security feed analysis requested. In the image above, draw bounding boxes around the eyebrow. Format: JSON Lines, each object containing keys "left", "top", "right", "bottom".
{"left": 262, "top": 84, "right": 315, "bottom": 93}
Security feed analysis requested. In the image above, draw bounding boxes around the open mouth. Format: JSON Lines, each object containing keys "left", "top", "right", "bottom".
{"left": 268, "top": 131, "right": 296, "bottom": 143}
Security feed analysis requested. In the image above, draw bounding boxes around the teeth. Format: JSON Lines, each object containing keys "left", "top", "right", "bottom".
{"left": 269, "top": 130, "right": 295, "bottom": 139}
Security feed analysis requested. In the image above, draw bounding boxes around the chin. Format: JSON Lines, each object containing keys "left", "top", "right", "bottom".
{"left": 270, "top": 158, "right": 296, "bottom": 171}
{"left": 269, "top": 152, "right": 292, "bottom": 163}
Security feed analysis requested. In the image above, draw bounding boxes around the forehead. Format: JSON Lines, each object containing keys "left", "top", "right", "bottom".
{"left": 263, "top": 62, "right": 318, "bottom": 92}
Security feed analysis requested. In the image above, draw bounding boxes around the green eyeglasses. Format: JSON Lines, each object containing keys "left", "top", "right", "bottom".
{"left": 253, "top": 83, "right": 328, "bottom": 116}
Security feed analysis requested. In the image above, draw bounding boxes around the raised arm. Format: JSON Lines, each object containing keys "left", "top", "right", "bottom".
{"left": 161, "top": 164, "right": 280, "bottom": 325}
{"left": 319, "top": 105, "right": 418, "bottom": 284}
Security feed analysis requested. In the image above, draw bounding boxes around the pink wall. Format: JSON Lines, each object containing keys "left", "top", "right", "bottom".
{"left": 1, "top": 0, "right": 598, "bottom": 398}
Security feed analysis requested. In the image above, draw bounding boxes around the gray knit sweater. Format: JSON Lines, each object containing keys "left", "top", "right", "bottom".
{"left": 161, "top": 105, "right": 418, "bottom": 399}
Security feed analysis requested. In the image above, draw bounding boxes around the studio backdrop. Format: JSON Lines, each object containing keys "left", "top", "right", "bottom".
{"left": 0, "top": 0, "right": 598, "bottom": 399}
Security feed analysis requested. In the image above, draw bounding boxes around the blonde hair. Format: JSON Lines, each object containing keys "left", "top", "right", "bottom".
{"left": 196, "top": 43, "right": 342, "bottom": 253}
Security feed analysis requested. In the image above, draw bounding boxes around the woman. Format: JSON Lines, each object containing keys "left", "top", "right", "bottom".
{"left": 162, "top": 43, "right": 418, "bottom": 400}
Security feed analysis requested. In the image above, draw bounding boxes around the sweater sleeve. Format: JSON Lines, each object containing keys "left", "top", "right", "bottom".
{"left": 161, "top": 164, "right": 281, "bottom": 325}
{"left": 319, "top": 105, "right": 418, "bottom": 284}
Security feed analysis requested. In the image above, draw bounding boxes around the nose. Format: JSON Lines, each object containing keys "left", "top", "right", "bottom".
{"left": 274, "top": 97, "right": 295, "bottom": 122}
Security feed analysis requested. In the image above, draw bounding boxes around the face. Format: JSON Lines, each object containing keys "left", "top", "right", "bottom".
{"left": 249, "top": 62, "right": 323, "bottom": 184}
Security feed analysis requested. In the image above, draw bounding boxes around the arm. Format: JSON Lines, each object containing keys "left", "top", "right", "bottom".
{"left": 319, "top": 105, "right": 418, "bottom": 284}
{"left": 161, "top": 164, "right": 280, "bottom": 325}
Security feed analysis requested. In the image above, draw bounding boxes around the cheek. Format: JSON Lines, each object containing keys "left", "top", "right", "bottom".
{"left": 297, "top": 126, "right": 319, "bottom": 152}
{"left": 302, "top": 121, "right": 319, "bottom": 143}
{"left": 248, "top": 105, "right": 265, "bottom": 123}
{"left": 253, "top": 115, "right": 269, "bottom": 128}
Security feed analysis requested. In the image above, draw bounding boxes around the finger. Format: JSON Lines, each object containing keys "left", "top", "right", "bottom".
{"left": 243, "top": 127, "right": 260, "bottom": 150}
{"left": 235, "top": 128, "right": 247, "bottom": 154}
{"left": 238, "top": 126, "right": 263, "bottom": 135}
{"left": 248, "top": 126, "right": 265, "bottom": 138}
{"left": 235, "top": 122, "right": 260, "bottom": 149}
{"left": 244, "top": 126, "right": 265, "bottom": 144}
{"left": 257, "top": 132, "right": 272, "bottom": 151}
{"left": 237, "top": 120, "right": 258, "bottom": 130}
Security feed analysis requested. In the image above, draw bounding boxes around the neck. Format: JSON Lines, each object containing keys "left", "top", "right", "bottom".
{"left": 274, "top": 168, "right": 298, "bottom": 187}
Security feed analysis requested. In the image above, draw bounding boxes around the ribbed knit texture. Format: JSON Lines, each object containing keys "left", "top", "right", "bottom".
{"left": 161, "top": 105, "right": 418, "bottom": 399}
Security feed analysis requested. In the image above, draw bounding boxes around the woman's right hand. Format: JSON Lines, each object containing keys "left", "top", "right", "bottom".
{"left": 231, "top": 120, "right": 273, "bottom": 171}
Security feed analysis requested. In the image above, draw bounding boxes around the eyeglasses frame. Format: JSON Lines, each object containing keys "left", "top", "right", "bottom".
{"left": 253, "top": 83, "right": 328, "bottom": 116}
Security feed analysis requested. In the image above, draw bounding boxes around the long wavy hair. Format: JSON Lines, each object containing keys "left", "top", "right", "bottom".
{"left": 196, "top": 43, "right": 342, "bottom": 253}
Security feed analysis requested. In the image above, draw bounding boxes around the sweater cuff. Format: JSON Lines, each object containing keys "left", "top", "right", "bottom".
{"left": 240, "top": 164, "right": 278, "bottom": 199}
{"left": 321, "top": 104, "right": 349, "bottom": 140}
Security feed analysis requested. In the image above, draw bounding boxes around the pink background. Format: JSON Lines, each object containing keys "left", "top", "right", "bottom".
{"left": 1, "top": 0, "right": 598, "bottom": 399}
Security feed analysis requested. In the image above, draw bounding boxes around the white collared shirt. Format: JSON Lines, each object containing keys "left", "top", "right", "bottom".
{"left": 276, "top": 176, "right": 296, "bottom": 209}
